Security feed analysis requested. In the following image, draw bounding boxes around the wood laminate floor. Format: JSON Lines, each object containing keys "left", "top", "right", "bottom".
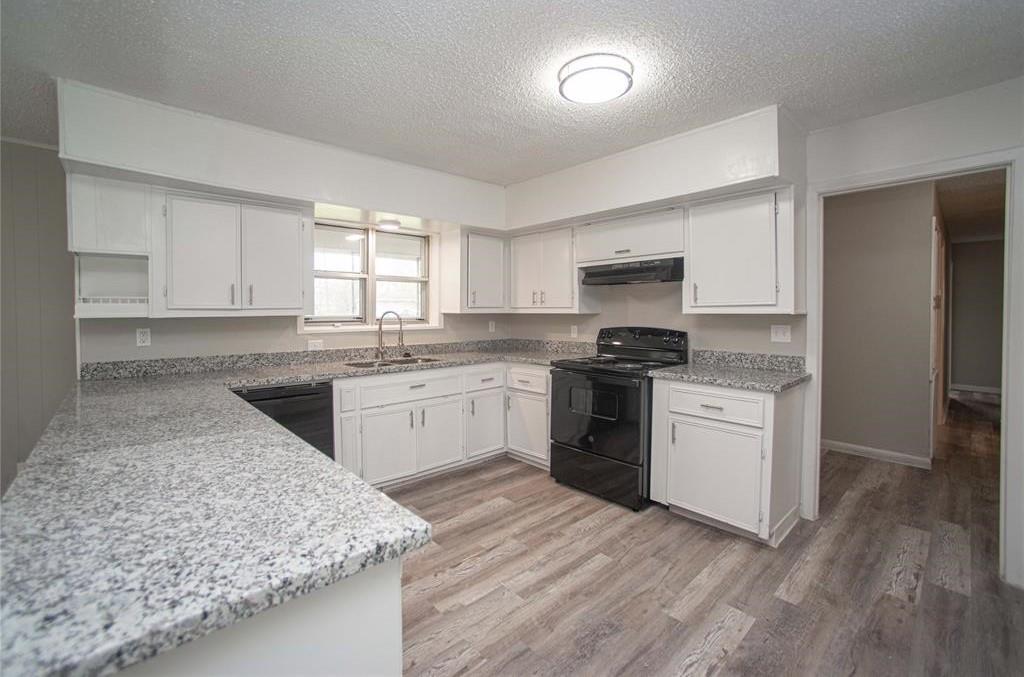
{"left": 387, "top": 401, "right": 1023, "bottom": 676}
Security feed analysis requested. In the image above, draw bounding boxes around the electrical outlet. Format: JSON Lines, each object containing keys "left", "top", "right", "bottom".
{"left": 770, "top": 325, "right": 792, "bottom": 343}
{"left": 136, "top": 328, "right": 151, "bottom": 347}
{"left": 488, "top": 321, "right": 495, "bottom": 333}
{"left": 307, "top": 339, "right": 324, "bottom": 351}
{"left": 570, "top": 325, "right": 578, "bottom": 338}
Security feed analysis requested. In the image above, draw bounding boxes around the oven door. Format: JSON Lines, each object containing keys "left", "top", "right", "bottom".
{"left": 550, "top": 368, "right": 647, "bottom": 466}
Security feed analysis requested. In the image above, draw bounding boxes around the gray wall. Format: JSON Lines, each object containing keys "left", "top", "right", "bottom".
{"left": 822, "top": 181, "right": 934, "bottom": 459}
{"left": 1, "top": 142, "right": 76, "bottom": 494}
{"left": 79, "top": 314, "right": 509, "bottom": 362}
{"left": 950, "top": 239, "right": 1004, "bottom": 390}
{"left": 509, "top": 282, "right": 807, "bottom": 355}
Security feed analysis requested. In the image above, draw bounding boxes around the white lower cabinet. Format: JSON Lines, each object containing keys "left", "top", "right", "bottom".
{"left": 361, "top": 405, "right": 418, "bottom": 484}
{"left": 651, "top": 380, "right": 805, "bottom": 547}
{"left": 466, "top": 389, "right": 505, "bottom": 458}
{"left": 506, "top": 391, "right": 548, "bottom": 461}
{"left": 417, "top": 396, "right": 465, "bottom": 471}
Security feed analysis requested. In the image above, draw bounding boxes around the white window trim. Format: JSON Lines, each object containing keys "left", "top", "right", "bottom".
{"left": 300, "top": 223, "right": 442, "bottom": 334}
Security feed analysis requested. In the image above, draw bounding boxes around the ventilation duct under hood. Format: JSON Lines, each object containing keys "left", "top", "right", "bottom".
{"left": 580, "top": 257, "right": 684, "bottom": 286}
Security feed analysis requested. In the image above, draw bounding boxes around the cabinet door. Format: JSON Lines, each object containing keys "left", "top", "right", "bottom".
{"left": 241, "top": 205, "right": 303, "bottom": 310}
{"left": 687, "top": 192, "right": 777, "bottom": 307}
{"left": 466, "top": 389, "right": 505, "bottom": 458}
{"left": 510, "top": 233, "right": 544, "bottom": 308}
{"left": 540, "top": 228, "right": 574, "bottom": 308}
{"left": 467, "top": 233, "right": 505, "bottom": 308}
{"left": 167, "top": 195, "right": 241, "bottom": 309}
{"left": 417, "top": 397, "right": 464, "bottom": 471}
{"left": 361, "top": 406, "right": 417, "bottom": 483}
{"left": 666, "top": 415, "right": 763, "bottom": 534}
{"left": 575, "top": 210, "right": 684, "bottom": 262}
{"left": 69, "top": 174, "right": 149, "bottom": 253}
{"left": 338, "top": 412, "right": 361, "bottom": 476}
{"left": 507, "top": 391, "right": 548, "bottom": 461}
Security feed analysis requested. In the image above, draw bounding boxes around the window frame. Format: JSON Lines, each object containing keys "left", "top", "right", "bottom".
{"left": 307, "top": 222, "right": 431, "bottom": 328}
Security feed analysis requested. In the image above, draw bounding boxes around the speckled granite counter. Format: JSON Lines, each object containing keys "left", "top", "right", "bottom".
{"left": 0, "top": 350, "right": 575, "bottom": 675}
{"left": 651, "top": 363, "right": 810, "bottom": 392}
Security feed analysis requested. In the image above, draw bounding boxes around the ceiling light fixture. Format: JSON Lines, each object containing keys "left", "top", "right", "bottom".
{"left": 558, "top": 53, "right": 633, "bottom": 104}
{"left": 377, "top": 219, "right": 402, "bottom": 231}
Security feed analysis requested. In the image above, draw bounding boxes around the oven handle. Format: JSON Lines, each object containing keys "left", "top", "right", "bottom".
{"left": 550, "top": 368, "right": 643, "bottom": 388}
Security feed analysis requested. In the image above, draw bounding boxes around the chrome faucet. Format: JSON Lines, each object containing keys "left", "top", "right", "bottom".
{"left": 377, "top": 311, "right": 405, "bottom": 361}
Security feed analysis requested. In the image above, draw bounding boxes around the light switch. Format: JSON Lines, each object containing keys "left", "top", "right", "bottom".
{"left": 307, "top": 339, "right": 324, "bottom": 351}
{"left": 570, "top": 325, "right": 578, "bottom": 338}
{"left": 770, "top": 325, "right": 791, "bottom": 343}
{"left": 488, "top": 321, "right": 496, "bottom": 333}
{"left": 136, "top": 328, "right": 151, "bottom": 347}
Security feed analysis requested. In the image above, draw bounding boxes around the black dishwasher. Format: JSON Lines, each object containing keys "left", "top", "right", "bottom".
{"left": 236, "top": 382, "right": 334, "bottom": 459}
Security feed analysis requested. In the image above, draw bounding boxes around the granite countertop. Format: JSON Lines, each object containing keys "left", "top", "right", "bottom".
{"left": 651, "top": 363, "right": 811, "bottom": 392}
{"left": 0, "top": 350, "right": 571, "bottom": 676}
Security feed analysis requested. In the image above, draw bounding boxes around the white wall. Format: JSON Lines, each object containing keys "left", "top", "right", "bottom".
{"left": 509, "top": 282, "right": 806, "bottom": 355}
{"left": 1, "top": 142, "right": 76, "bottom": 494}
{"left": 821, "top": 182, "right": 935, "bottom": 460}
{"left": 58, "top": 80, "right": 506, "bottom": 229}
{"left": 950, "top": 239, "right": 1005, "bottom": 390}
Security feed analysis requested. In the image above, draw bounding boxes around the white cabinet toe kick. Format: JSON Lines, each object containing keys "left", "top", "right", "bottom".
{"left": 332, "top": 363, "right": 551, "bottom": 489}
{"left": 650, "top": 380, "right": 805, "bottom": 547}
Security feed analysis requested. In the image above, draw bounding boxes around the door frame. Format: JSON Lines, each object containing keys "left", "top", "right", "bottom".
{"left": 802, "top": 147, "right": 1023, "bottom": 588}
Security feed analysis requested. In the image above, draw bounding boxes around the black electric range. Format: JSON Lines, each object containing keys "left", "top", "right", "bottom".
{"left": 549, "top": 327, "right": 688, "bottom": 510}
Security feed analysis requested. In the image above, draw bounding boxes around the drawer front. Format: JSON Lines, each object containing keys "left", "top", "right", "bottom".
{"left": 667, "top": 386, "right": 764, "bottom": 427}
{"left": 361, "top": 374, "right": 462, "bottom": 409}
{"left": 507, "top": 367, "right": 548, "bottom": 394}
{"left": 465, "top": 367, "right": 505, "bottom": 392}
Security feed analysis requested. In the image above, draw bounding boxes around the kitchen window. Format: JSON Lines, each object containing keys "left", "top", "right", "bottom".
{"left": 308, "top": 224, "right": 430, "bottom": 326}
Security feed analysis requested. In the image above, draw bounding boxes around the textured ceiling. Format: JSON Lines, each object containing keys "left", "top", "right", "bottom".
{"left": 936, "top": 169, "right": 1006, "bottom": 241}
{"left": 2, "top": 1, "right": 1022, "bottom": 185}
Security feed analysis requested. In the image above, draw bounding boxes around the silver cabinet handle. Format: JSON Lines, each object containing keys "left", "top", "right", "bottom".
{"left": 409, "top": 411, "right": 414, "bottom": 429}
{"left": 421, "top": 409, "right": 426, "bottom": 426}
{"left": 700, "top": 403, "right": 724, "bottom": 411}
{"left": 532, "top": 291, "right": 537, "bottom": 305}
{"left": 470, "top": 400, "right": 475, "bottom": 416}
{"left": 409, "top": 383, "right": 426, "bottom": 389}
{"left": 506, "top": 394, "right": 512, "bottom": 410}
{"left": 540, "top": 290, "right": 546, "bottom": 305}
{"left": 471, "top": 290, "right": 477, "bottom": 305}
{"left": 249, "top": 284, "right": 254, "bottom": 306}
{"left": 614, "top": 248, "right": 631, "bottom": 254}
{"left": 230, "top": 283, "right": 235, "bottom": 305}
{"left": 693, "top": 283, "right": 698, "bottom": 304}
{"left": 481, "top": 377, "right": 495, "bottom": 383}
{"left": 671, "top": 422, "right": 677, "bottom": 445}
{"left": 517, "top": 379, "right": 530, "bottom": 385}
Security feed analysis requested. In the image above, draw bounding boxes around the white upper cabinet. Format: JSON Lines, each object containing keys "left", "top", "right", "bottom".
{"left": 683, "top": 187, "right": 803, "bottom": 315}
{"left": 166, "top": 195, "right": 241, "bottom": 310}
{"left": 575, "top": 209, "right": 684, "bottom": 263}
{"left": 511, "top": 227, "right": 576, "bottom": 310}
{"left": 68, "top": 174, "right": 149, "bottom": 254}
{"left": 466, "top": 233, "right": 505, "bottom": 308}
{"left": 241, "top": 205, "right": 303, "bottom": 310}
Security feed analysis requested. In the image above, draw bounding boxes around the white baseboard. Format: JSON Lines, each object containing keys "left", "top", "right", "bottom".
{"left": 821, "top": 439, "right": 931, "bottom": 470}
{"left": 505, "top": 449, "right": 549, "bottom": 470}
{"left": 950, "top": 383, "right": 1002, "bottom": 395}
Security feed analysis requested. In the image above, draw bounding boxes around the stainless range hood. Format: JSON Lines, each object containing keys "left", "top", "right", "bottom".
{"left": 580, "top": 257, "right": 684, "bottom": 286}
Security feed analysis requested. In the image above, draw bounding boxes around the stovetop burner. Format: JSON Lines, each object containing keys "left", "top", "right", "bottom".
{"left": 552, "top": 327, "right": 688, "bottom": 377}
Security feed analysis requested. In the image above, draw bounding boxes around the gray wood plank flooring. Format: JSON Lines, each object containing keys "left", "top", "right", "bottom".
{"left": 388, "top": 400, "right": 1023, "bottom": 675}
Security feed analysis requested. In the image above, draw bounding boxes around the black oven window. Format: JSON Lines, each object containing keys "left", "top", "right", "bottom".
{"left": 568, "top": 387, "right": 619, "bottom": 421}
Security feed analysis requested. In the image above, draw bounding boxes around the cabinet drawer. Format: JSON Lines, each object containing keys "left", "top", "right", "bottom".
{"left": 465, "top": 367, "right": 505, "bottom": 392}
{"left": 361, "top": 374, "right": 462, "bottom": 409}
{"left": 507, "top": 367, "right": 548, "bottom": 394}
{"left": 667, "top": 386, "right": 764, "bottom": 427}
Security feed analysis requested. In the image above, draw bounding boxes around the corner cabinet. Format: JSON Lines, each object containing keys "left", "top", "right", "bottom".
{"left": 67, "top": 174, "right": 150, "bottom": 254}
{"left": 682, "top": 187, "right": 804, "bottom": 315}
{"left": 650, "top": 380, "right": 805, "bottom": 547}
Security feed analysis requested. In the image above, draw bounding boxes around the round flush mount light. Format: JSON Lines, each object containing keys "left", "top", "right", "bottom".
{"left": 377, "top": 219, "right": 401, "bottom": 231}
{"left": 558, "top": 53, "right": 633, "bottom": 104}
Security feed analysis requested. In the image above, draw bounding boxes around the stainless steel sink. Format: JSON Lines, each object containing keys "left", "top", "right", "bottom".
{"left": 388, "top": 357, "right": 440, "bottom": 365}
{"left": 344, "top": 360, "right": 395, "bottom": 368}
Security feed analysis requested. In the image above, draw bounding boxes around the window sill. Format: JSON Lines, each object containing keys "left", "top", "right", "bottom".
{"left": 297, "top": 318, "right": 444, "bottom": 335}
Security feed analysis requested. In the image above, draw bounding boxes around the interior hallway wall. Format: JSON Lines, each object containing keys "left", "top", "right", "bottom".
{"left": 822, "top": 181, "right": 934, "bottom": 461}
{"left": 950, "top": 239, "right": 1004, "bottom": 391}
{"left": 1, "top": 141, "right": 76, "bottom": 494}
